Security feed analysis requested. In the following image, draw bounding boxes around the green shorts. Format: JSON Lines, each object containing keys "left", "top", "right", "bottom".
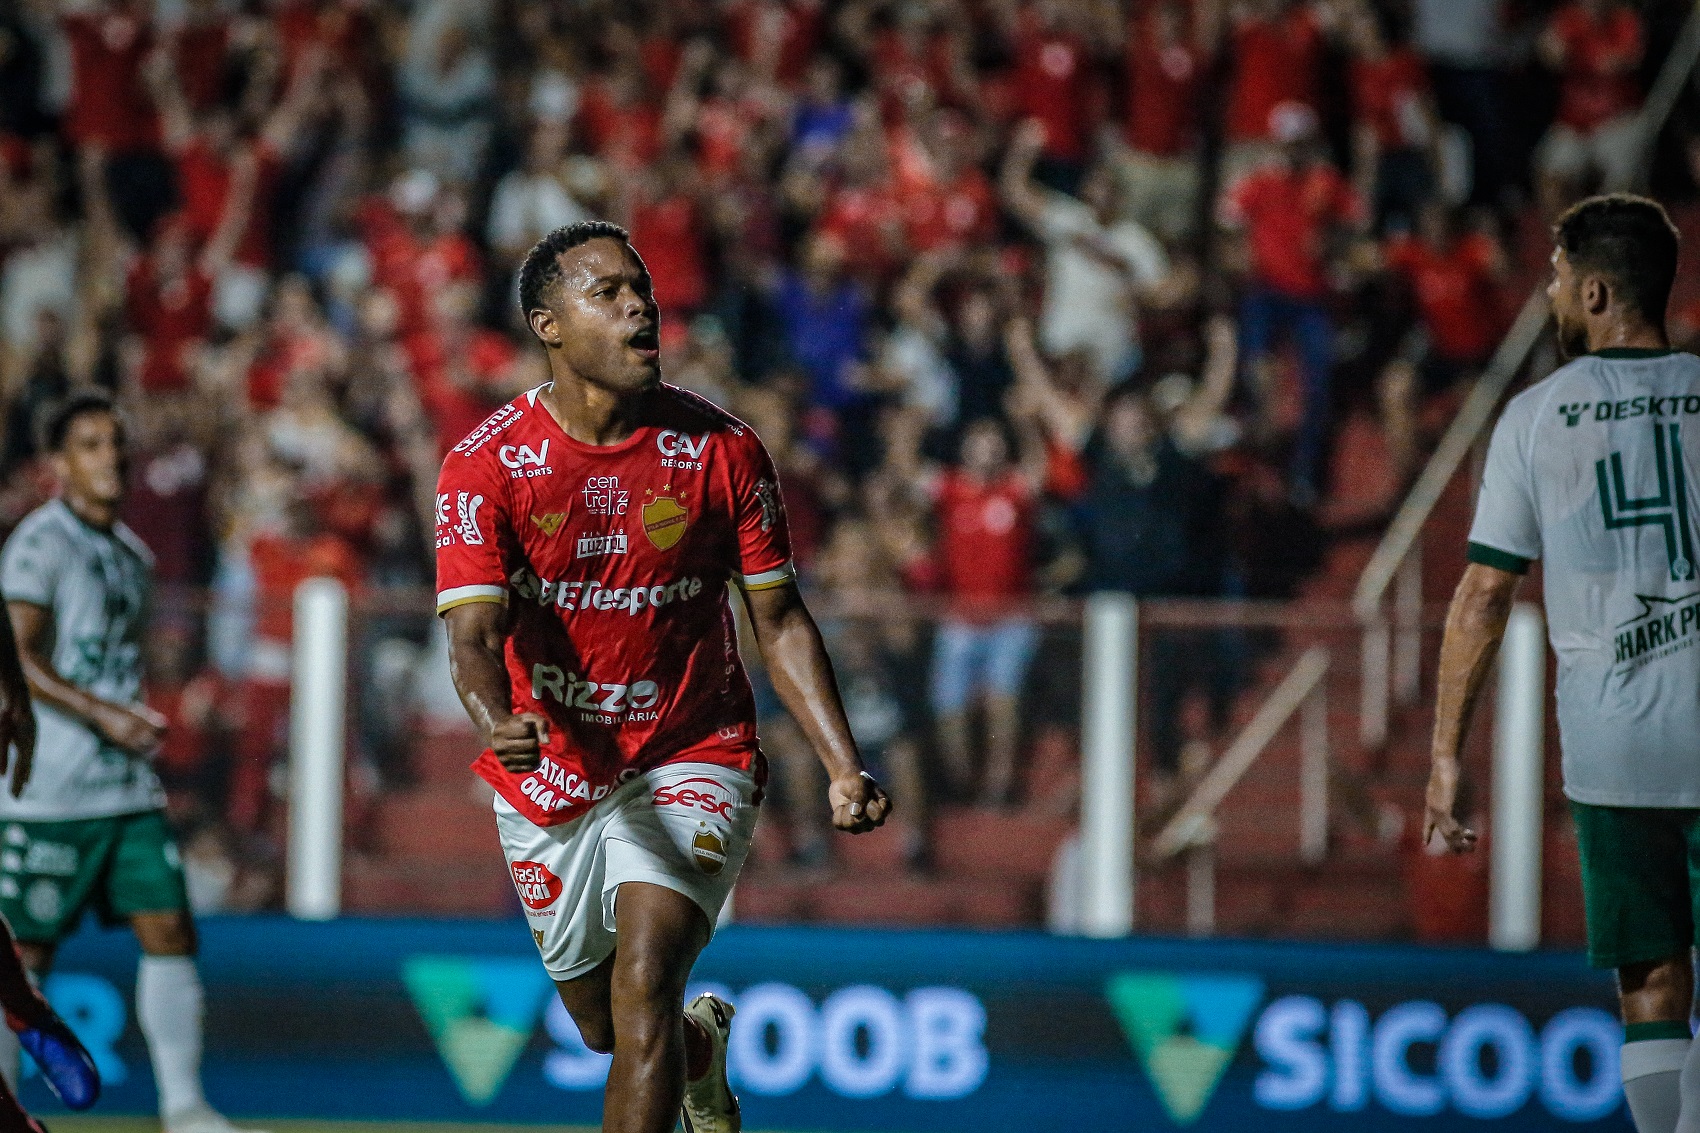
{"left": 1571, "top": 800, "right": 1700, "bottom": 969}
{"left": 0, "top": 811, "right": 189, "bottom": 944}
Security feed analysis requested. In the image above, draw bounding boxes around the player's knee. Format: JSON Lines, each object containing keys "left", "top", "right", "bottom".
{"left": 575, "top": 1013, "right": 616, "bottom": 1055}
{"left": 132, "top": 912, "right": 196, "bottom": 957}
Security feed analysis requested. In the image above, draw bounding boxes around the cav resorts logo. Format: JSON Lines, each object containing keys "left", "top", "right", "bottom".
{"left": 1108, "top": 969, "right": 1626, "bottom": 1126}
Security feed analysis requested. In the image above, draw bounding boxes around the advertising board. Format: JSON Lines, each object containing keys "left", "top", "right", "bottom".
{"left": 23, "top": 918, "right": 1628, "bottom": 1131}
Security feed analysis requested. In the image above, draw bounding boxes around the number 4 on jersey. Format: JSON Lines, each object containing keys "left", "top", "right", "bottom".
{"left": 1597, "top": 421, "right": 1698, "bottom": 581}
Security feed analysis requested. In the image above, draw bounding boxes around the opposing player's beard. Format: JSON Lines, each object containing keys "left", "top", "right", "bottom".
{"left": 1555, "top": 312, "right": 1589, "bottom": 360}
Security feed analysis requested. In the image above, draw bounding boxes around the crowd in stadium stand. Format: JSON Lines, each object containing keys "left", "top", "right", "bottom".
{"left": 0, "top": 0, "right": 1693, "bottom": 901}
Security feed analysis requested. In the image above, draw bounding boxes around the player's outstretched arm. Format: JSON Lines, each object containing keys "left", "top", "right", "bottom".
{"left": 742, "top": 583, "right": 891, "bottom": 834}
{"left": 1424, "top": 563, "right": 1521, "bottom": 853}
{"left": 442, "top": 600, "right": 548, "bottom": 773}
{"left": 0, "top": 607, "right": 33, "bottom": 798}
{"left": 5, "top": 601, "right": 162, "bottom": 759}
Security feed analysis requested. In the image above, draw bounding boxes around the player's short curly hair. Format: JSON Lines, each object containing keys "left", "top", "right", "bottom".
{"left": 517, "top": 220, "right": 633, "bottom": 324}
{"left": 1554, "top": 194, "right": 1681, "bottom": 326}
{"left": 38, "top": 388, "right": 121, "bottom": 454}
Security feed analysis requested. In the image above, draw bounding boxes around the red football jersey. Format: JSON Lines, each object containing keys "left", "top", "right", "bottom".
{"left": 435, "top": 384, "right": 794, "bottom": 827}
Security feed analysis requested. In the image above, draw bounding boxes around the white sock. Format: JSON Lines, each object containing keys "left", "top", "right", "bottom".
{"left": 1676, "top": 1033, "right": 1700, "bottom": 1132}
{"left": 1626, "top": 1037, "right": 1689, "bottom": 1133}
{"left": 137, "top": 956, "right": 207, "bottom": 1120}
{"left": 0, "top": 1026, "right": 17, "bottom": 1092}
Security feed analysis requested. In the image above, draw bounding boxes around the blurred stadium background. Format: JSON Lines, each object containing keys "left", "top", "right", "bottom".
{"left": 3, "top": 0, "right": 1698, "bottom": 1127}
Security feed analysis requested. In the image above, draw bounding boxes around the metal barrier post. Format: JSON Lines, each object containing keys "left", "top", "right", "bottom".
{"left": 1300, "top": 682, "right": 1329, "bottom": 864}
{"left": 1186, "top": 838, "right": 1215, "bottom": 938}
{"left": 288, "top": 578, "right": 348, "bottom": 921}
{"left": 1080, "top": 593, "right": 1137, "bottom": 937}
{"left": 1359, "top": 618, "right": 1390, "bottom": 749}
{"left": 1490, "top": 603, "right": 1546, "bottom": 952}
{"left": 1393, "top": 538, "right": 1424, "bottom": 705}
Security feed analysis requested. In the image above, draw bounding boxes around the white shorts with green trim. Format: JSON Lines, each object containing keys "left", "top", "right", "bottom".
{"left": 494, "top": 761, "right": 759, "bottom": 981}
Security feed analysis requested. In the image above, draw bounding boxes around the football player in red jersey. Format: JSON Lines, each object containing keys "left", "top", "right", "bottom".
{"left": 436, "top": 220, "right": 890, "bottom": 1133}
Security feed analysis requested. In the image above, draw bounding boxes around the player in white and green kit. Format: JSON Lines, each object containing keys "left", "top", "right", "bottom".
{"left": 0, "top": 392, "right": 258, "bottom": 1133}
{"left": 1427, "top": 196, "right": 1700, "bottom": 1133}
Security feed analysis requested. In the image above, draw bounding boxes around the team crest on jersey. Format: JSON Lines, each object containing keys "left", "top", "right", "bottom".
{"left": 531, "top": 513, "right": 567, "bottom": 537}
{"left": 642, "top": 487, "right": 690, "bottom": 550}
{"left": 692, "top": 827, "right": 727, "bottom": 876}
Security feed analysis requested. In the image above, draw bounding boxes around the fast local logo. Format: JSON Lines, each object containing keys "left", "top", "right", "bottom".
{"left": 508, "top": 860, "right": 562, "bottom": 910}
{"left": 1107, "top": 970, "right": 1624, "bottom": 1126}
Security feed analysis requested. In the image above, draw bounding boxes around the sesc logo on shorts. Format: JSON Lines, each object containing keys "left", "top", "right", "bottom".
{"left": 510, "top": 860, "right": 563, "bottom": 912}
{"left": 653, "top": 776, "right": 738, "bottom": 820}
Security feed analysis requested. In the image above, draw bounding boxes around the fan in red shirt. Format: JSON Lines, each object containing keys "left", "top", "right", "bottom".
{"left": 361, "top": 171, "right": 483, "bottom": 336}
{"left": 1114, "top": 0, "right": 1210, "bottom": 244}
{"left": 436, "top": 221, "right": 887, "bottom": 1133}
{"left": 60, "top": 0, "right": 159, "bottom": 153}
{"left": 1223, "top": 0, "right": 1325, "bottom": 158}
{"left": 1010, "top": 1, "right": 1094, "bottom": 190}
{"left": 147, "top": 40, "right": 323, "bottom": 275}
{"left": 1535, "top": 0, "right": 1645, "bottom": 215}
{"left": 169, "top": 0, "right": 231, "bottom": 114}
{"left": 229, "top": 522, "right": 363, "bottom": 834}
{"left": 898, "top": 109, "right": 998, "bottom": 253}
{"left": 1345, "top": 4, "right": 1437, "bottom": 232}
{"left": 402, "top": 282, "right": 522, "bottom": 455}
{"left": 125, "top": 217, "right": 215, "bottom": 393}
{"left": 1378, "top": 204, "right": 1509, "bottom": 481}
{"left": 625, "top": 154, "right": 708, "bottom": 317}
{"left": 1218, "top": 104, "right": 1367, "bottom": 503}
{"left": 889, "top": 416, "right": 1044, "bottom": 807}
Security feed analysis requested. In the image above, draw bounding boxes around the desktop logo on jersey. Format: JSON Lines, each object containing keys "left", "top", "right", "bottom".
{"left": 642, "top": 486, "right": 690, "bottom": 550}
{"left": 1597, "top": 422, "right": 1697, "bottom": 582}
{"left": 1106, "top": 971, "right": 1265, "bottom": 1126}
{"left": 403, "top": 956, "right": 553, "bottom": 1106}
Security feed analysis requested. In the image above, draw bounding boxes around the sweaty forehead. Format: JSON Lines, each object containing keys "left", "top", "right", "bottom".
{"left": 557, "top": 239, "right": 646, "bottom": 289}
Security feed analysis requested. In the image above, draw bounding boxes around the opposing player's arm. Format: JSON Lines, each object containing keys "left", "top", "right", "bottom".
{"left": 441, "top": 600, "right": 547, "bottom": 773}
{"left": 1424, "top": 562, "right": 1522, "bottom": 853}
{"left": 741, "top": 582, "right": 890, "bottom": 834}
{"left": 5, "top": 601, "right": 164, "bottom": 757}
{"left": 0, "top": 607, "right": 34, "bottom": 797}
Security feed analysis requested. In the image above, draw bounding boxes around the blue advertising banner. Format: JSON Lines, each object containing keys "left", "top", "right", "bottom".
{"left": 21, "top": 917, "right": 1629, "bottom": 1131}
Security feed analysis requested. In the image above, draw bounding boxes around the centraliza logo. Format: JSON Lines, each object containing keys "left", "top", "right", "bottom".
{"left": 509, "top": 567, "right": 705, "bottom": 615}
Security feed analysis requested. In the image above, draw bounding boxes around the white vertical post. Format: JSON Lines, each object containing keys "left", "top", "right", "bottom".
{"left": 1360, "top": 618, "right": 1390, "bottom": 749}
{"left": 1491, "top": 603, "right": 1545, "bottom": 952}
{"left": 1393, "top": 539, "right": 1424, "bottom": 705}
{"left": 288, "top": 578, "right": 348, "bottom": 921}
{"left": 1186, "top": 838, "right": 1215, "bottom": 938}
{"left": 1299, "top": 683, "right": 1329, "bottom": 864}
{"left": 1080, "top": 593, "right": 1137, "bottom": 937}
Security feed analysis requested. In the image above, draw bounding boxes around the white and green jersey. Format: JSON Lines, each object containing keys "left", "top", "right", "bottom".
{"left": 0, "top": 500, "right": 163, "bottom": 820}
{"left": 1469, "top": 347, "right": 1700, "bottom": 807}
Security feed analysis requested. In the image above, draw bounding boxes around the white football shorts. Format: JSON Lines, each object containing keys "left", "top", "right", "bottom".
{"left": 494, "top": 761, "right": 760, "bottom": 981}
